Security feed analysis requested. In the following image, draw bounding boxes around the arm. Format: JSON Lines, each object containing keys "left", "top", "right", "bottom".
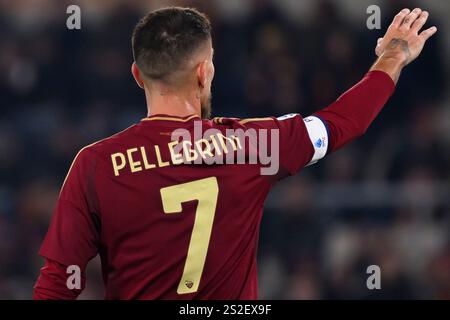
{"left": 233, "top": 9, "right": 437, "bottom": 178}
{"left": 313, "top": 8, "right": 437, "bottom": 153}
{"left": 33, "top": 147, "right": 100, "bottom": 300}
{"left": 373, "top": 8, "right": 437, "bottom": 84}
{"left": 33, "top": 259, "right": 84, "bottom": 300}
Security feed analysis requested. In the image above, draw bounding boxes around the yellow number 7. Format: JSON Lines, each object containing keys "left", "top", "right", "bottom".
{"left": 160, "top": 177, "right": 219, "bottom": 295}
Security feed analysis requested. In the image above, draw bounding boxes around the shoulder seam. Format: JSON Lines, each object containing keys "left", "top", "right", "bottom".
{"left": 59, "top": 141, "right": 102, "bottom": 195}
{"left": 60, "top": 124, "right": 136, "bottom": 193}
{"left": 238, "top": 117, "right": 274, "bottom": 125}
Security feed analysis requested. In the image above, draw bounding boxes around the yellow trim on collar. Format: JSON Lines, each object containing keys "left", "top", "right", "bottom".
{"left": 142, "top": 115, "right": 199, "bottom": 122}
{"left": 238, "top": 117, "right": 273, "bottom": 125}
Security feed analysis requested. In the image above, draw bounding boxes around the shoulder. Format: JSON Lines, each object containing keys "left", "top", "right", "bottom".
{"left": 80, "top": 124, "right": 138, "bottom": 155}
{"left": 211, "top": 114, "right": 304, "bottom": 129}
{"left": 71, "top": 124, "right": 138, "bottom": 166}
{"left": 212, "top": 116, "right": 277, "bottom": 129}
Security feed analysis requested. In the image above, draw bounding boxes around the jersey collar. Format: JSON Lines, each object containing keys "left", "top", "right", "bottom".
{"left": 141, "top": 114, "right": 201, "bottom": 123}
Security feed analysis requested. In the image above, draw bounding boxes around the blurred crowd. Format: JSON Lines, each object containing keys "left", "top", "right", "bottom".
{"left": 0, "top": 0, "right": 449, "bottom": 299}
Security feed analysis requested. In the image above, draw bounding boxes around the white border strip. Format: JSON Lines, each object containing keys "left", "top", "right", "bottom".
{"left": 304, "top": 116, "right": 328, "bottom": 165}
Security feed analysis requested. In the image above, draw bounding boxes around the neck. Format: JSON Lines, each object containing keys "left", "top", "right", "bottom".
{"left": 145, "top": 87, "right": 201, "bottom": 118}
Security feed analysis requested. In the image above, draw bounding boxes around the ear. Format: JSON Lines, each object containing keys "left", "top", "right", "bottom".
{"left": 131, "top": 62, "right": 145, "bottom": 89}
{"left": 196, "top": 60, "right": 208, "bottom": 89}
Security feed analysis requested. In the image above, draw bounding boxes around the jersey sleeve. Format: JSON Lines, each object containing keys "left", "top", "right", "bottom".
{"left": 314, "top": 71, "right": 396, "bottom": 152}
{"left": 271, "top": 70, "right": 395, "bottom": 177}
{"left": 236, "top": 114, "right": 328, "bottom": 179}
{"left": 274, "top": 114, "right": 329, "bottom": 176}
{"left": 33, "top": 258, "right": 83, "bottom": 300}
{"left": 39, "top": 146, "right": 100, "bottom": 270}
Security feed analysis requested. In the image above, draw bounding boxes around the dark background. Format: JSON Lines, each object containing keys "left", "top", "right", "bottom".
{"left": 0, "top": 0, "right": 449, "bottom": 299}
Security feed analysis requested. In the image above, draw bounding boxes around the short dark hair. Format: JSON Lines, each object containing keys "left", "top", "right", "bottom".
{"left": 132, "top": 7, "right": 211, "bottom": 83}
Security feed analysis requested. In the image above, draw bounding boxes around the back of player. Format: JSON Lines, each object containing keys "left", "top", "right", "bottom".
{"left": 37, "top": 112, "right": 324, "bottom": 299}
{"left": 35, "top": 5, "right": 433, "bottom": 300}
{"left": 96, "top": 115, "right": 273, "bottom": 299}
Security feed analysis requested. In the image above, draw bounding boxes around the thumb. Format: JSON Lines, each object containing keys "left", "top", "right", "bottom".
{"left": 375, "top": 38, "right": 384, "bottom": 56}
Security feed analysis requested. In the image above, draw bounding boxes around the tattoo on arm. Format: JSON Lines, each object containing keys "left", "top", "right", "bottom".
{"left": 386, "top": 38, "right": 411, "bottom": 65}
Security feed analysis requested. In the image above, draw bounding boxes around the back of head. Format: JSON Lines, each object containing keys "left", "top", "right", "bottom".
{"left": 132, "top": 7, "right": 212, "bottom": 86}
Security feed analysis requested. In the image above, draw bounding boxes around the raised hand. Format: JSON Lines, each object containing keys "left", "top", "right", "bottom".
{"left": 375, "top": 8, "right": 437, "bottom": 66}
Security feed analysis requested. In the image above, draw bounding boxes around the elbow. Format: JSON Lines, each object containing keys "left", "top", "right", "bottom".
{"left": 353, "top": 115, "right": 372, "bottom": 137}
{"left": 349, "top": 121, "right": 369, "bottom": 139}
{"left": 33, "top": 259, "right": 83, "bottom": 300}
{"left": 357, "top": 125, "right": 369, "bottom": 137}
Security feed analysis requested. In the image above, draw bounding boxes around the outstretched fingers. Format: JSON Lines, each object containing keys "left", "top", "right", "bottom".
{"left": 400, "top": 8, "right": 422, "bottom": 30}
{"left": 411, "top": 11, "right": 429, "bottom": 34}
{"left": 420, "top": 26, "right": 438, "bottom": 41}
{"left": 391, "top": 9, "right": 410, "bottom": 28}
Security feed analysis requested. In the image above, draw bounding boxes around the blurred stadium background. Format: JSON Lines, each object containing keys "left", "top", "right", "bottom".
{"left": 0, "top": 0, "right": 449, "bottom": 299}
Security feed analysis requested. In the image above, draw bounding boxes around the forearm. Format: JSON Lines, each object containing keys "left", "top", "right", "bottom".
{"left": 371, "top": 41, "right": 408, "bottom": 84}
{"left": 33, "top": 259, "right": 84, "bottom": 300}
{"left": 314, "top": 70, "right": 396, "bottom": 152}
{"left": 313, "top": 6, "right": 437, "bottom": 154}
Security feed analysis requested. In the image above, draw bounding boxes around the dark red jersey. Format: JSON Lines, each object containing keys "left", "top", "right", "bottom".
{"left": 38, "top": 112, "right": 326, "bottom": 299}
{"left": 34, "top": 71, "right": 395, "bottom": 300}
